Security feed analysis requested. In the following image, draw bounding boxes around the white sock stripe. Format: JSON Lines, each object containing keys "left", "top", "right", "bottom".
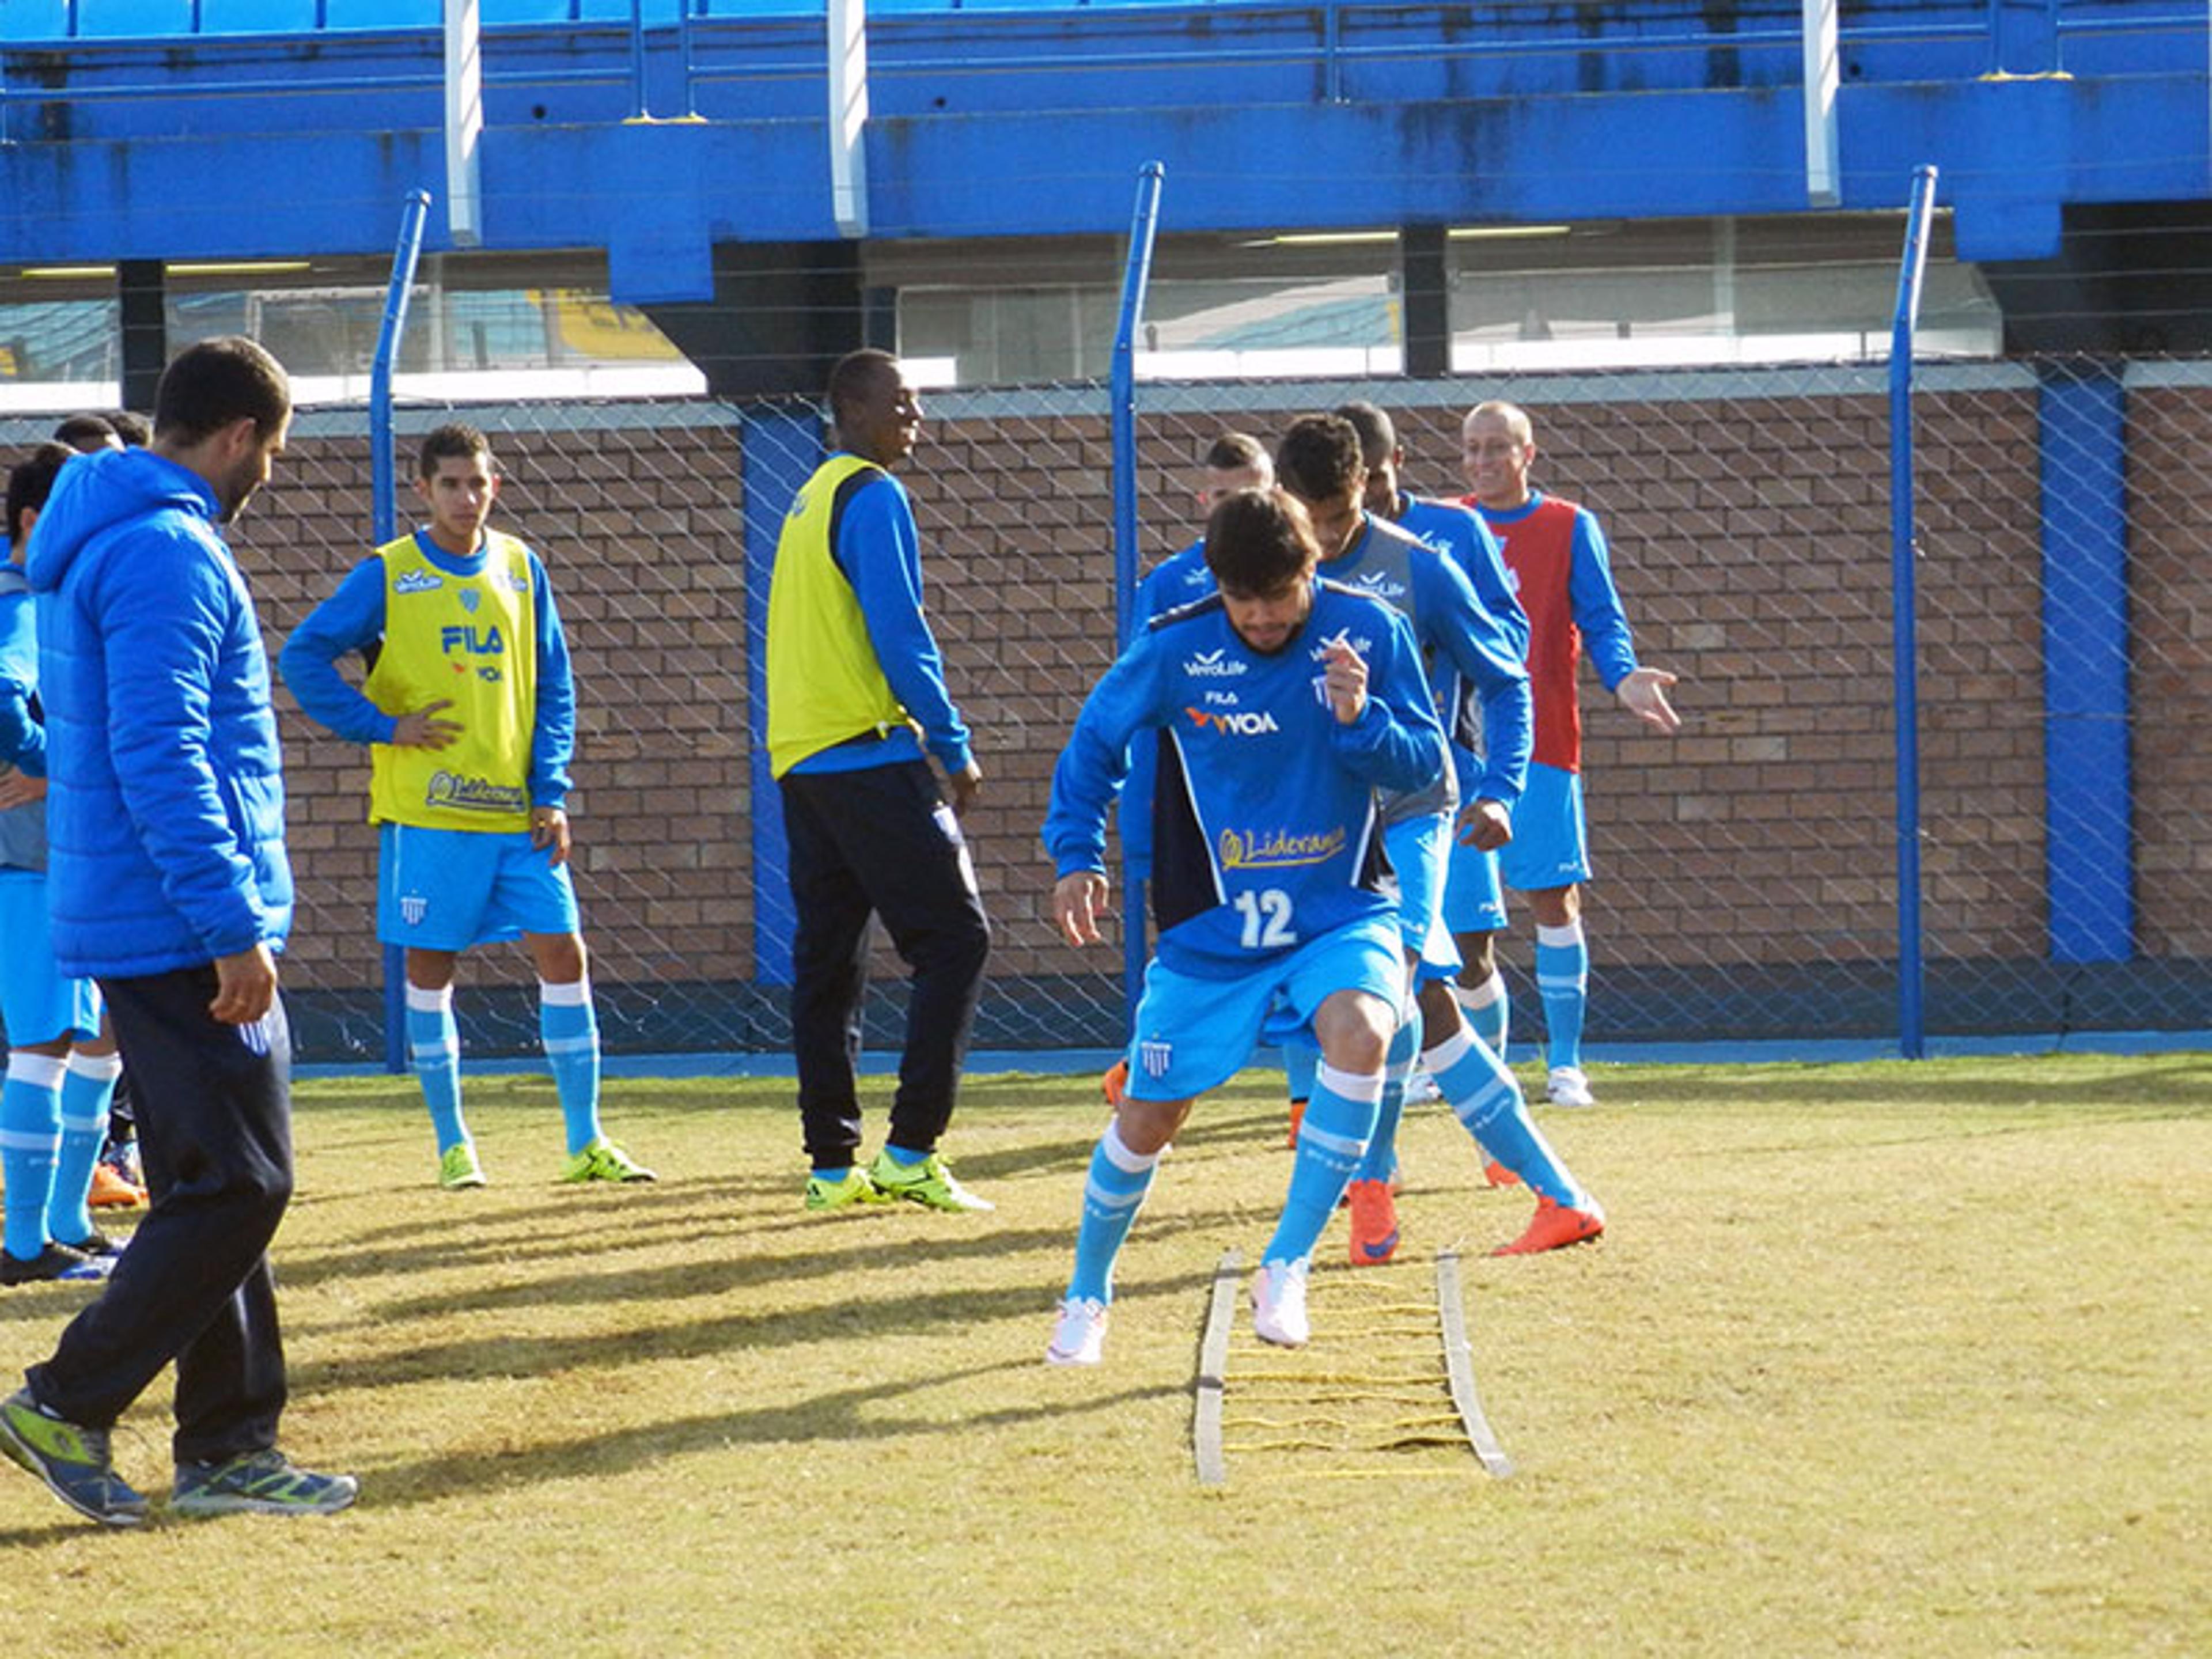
{"left": 1453, "top": 973, "right": 1505, "bottom": 1010}
{"left": 1535, "top": 920, "right": 1585, "bottom": 949}
{"left": 1100, "top": 1122, "right": 1162, "bottom": 1175}
{"left": 541, "top": 1033, "right": 599, "bottom": 1056}
{"left": 0, "top": 1128, "right": 60, "bottom": 1151}
{"left": 1297, "top": 1123, "right": 1368, "bottom": 1162}
{"left": 1453, "top": 1075, "right": 1518, "bottom": 1134}
{"left": 65, "top": 1052, "right": 123, "bottom": 1081}
{"left": 411, "top": 1043, "right": 456, "bottom": 1066}
{"left": 1536, "top": 970, "right": 1587, "bottom": 993}
{"left": 405, "top": 983, "right": 455, "bottom": 1013}
{"left": 58, "top": 1112, "right": 108, "bottom": 1133}
{"left": 539, "top": 978, "right": 592, "bottom": 1007}
{"left": 1314, "top": 1063, "right": 1386, "bottom": 1104}
{"left": 1082, "top": 1177, "right": 1150, "bottom": 1213}
{"left": 1422, "top": 1028, "right": 1476, "bottom": 1074}
{"left": 5, "top": 1054, "right": 68, "bottom": 1089}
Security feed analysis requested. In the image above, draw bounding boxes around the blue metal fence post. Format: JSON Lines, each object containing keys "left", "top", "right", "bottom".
{"left": 371, "top": 188, "right": 433, "bottom": 1073}
{"left": 741, "top": 402, "right": 824, "bottom": 994}
{"left": 1888, "top": 164, "right": 1938, "bottom": 1059}
{"left": 1110, "top": 161, "right": 1166, "bottom": 1039}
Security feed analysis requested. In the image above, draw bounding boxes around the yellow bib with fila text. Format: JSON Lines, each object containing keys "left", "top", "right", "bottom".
{"left": 364, "top": 532, "right": 539, "bottom": 832}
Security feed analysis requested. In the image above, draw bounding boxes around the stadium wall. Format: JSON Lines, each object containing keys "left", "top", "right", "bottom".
{"left": 10, "top": 358, "right": 2207, "bottom": 1058}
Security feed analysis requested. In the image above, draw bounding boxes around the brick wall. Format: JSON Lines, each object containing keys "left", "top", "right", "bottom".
{"left": 31, "top": 363, "right": 2198, "bottom": 1054}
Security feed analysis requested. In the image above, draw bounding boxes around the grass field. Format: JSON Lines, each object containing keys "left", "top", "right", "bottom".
{"left": 1, "top": 1054, "right": 2204, "bottom": 1657}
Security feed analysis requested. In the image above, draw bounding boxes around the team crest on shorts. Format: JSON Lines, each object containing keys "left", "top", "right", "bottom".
{"left": 400, "top": 893, "right": 429, "bottom": 927}
{"left": 1138, "top": 1038, "right": 1173, "bottom": 1080}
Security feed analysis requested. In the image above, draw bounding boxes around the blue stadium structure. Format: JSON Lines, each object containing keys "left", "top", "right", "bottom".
{"left": 3, "top": 2, "right": 2209, "bottom": 393}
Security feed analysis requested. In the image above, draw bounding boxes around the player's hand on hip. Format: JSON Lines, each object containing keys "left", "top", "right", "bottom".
{"left": 209, "top": 942, "right": 278, "bottom": 1025}
{"left": 391, "top": 699, "right": 463, "bottom": 749}
{"left": 1617, "top": 667, "right": 1682, "bottom": 734}
{"left": 1054, "top": 871, "right": 1112, "bottom": 948}
{"left": 531, "top": 806, "right": 571, "bottom": 865}
{"left": 1323, "top": 639, "right": 1369, "bottom": 725}
{"left": 1457, "top": 798, "right": 1512, "bottom": 851}
{"left": 946, "top": 761, "right": 983, "bottom": 819}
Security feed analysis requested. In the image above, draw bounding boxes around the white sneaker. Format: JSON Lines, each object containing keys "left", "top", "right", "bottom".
{"left": 1546, "top": 1065, "right": 1597, "bottom": 1108}
{"left": 1250, "top": 1259, "right": 1312, "bottom": 1348}
{"left": 1044, "top": 1296, "right": 1109, "bottom": 1366}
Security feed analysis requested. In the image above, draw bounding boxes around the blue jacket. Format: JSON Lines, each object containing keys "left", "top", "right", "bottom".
{"left": 0, "top": 561, "right": 50, "bottom": 873}
{"left": 26, "top": 447, "right": 293, "bottom": 977}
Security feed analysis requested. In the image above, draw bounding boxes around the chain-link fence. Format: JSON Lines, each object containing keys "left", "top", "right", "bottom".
{"left": 8, "top": 353, "right": 2205, "bottom": 1061}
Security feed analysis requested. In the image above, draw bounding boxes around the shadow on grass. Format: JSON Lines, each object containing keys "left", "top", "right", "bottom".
{"left": 354, "top": 1359, "right": 1187, "bottom": 1511}
{"left": 288, "top": 1266, "right": 1219, "bottom": 1398}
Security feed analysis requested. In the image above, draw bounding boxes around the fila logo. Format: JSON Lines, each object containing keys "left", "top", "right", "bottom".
{"left": 441, "top": 624, "right": 507, "bottom": 656}
{"left": 1202, "top": 690, "right": 1240, "bottom": 706}
{"left": 1185, "top": 706, "right": 1279, "bottom": 736}
{"left": 1181, "top": 649, "right": 1248, "bottom": 679}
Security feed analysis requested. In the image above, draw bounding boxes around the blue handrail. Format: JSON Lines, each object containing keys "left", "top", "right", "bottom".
{"left": 1110, "top": 160, "right": 1165, "bottom": 1038}
{"left": 370, "top": 187, "right": 433, "bottom": 1074}
{"left": 1887, "top": 162, "right": 1938, "bottom": 1060}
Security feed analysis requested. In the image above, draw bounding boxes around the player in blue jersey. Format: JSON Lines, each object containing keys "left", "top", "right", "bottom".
{"left": 1043, "top": 487, "right": 1445, "bottom": 1365}
{"left": 281, "top": 425, "right": 653, "bottom": 1190}
{"left": 1279, "top": 412, "right": 1607, "bottom": 1262}
{"left": 0, "top": 444, "right": 126, "bottom": 1287}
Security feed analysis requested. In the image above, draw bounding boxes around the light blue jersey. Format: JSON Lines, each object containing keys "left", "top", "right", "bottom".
{"left": 1046, "top": 578, "right": 1446, "bottom": 981}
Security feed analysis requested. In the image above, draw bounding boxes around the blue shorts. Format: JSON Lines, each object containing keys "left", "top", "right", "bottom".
{"left": 1449, "top": 763, "right": 1590, "bottom": 931}
{"left": 378, "top": 823, "right": 581, "bottom": 952}
{"left": 1123, "top": 914, "right": 1406, "bottom": 1103}
{"left": 1384, "top": 812, "right": 1461, "bottom": 985}
{"left": 0, "top": 869, "right": 100, "bottom": 1046}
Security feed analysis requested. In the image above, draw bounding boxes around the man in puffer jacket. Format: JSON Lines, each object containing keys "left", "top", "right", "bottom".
{"left": 0, "top": 338, "right": 357, "bottom": 1528}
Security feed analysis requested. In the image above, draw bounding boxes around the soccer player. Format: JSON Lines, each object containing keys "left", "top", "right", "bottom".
{"left": 765, "top": 349, "right": 994, "bottom": 1215}
{"left": 1459, "top": 400, "right": 1681, "bottom": 1109}
{"left": 280, "top": 424, "right": 653, "bottom": 1190}
{"left": 0, "top": 443, "right": 127, "bottom": 1286}
{"left": 1277, "top": 414, "right": 1603, "bottom": 1262}
{"left": 2, "top": 337, "right": 355, "bottom": 1524}
{"left": 1043, "top": 486, "right": 1445, "bottom": 1366}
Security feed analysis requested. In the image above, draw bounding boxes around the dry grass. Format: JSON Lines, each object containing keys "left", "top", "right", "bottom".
{"left": 1, "top": 1055, "right": 2205, "bottom": 1657}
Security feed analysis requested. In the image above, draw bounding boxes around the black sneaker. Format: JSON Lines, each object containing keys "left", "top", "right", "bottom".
{"left": 58, "top": 1228, "right": 124, "bottom": 1261}
{"left": 0, "top": 1243, "right": 109, "bottom": 1286}
{"left": 0, "top": 1388, "right": 149, "bottom": 1527}
{"left": 171, "top": 1449, "right": 359, "bottom": 1518}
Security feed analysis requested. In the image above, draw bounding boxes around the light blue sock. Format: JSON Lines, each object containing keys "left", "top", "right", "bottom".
{"left": 407, "top": 984, "right": 469, "bottom": 1155}
{"left": 1423, "top": 1027, "right": 1587, "bottom": 1209}
{"left": 882, "top": 1143, "right": 928, "bottom": 1168}
{"left": 1066, "top": 1122, "right": 1162, "bottom": 1304}
{"left": 1282, "top": 1040, "right": 1319, "bottom": 1108}
{"left": 1355, "top": 1007, "right": 1418, "bottom": 1182}
{"left": 540, "top": 979, "right": 603, "bottom": 1156}
{"left": 1535, "top": 921, "right": 1589, "bottom": 1071}
{"left": 1262, "top": 1062, "right": 1381, "bottom": 1266}
{"left": 1, "top": 1054, "right": 65, "bottom": 1261}
{"left": 1455, "top": 968, "right": 1510, "bottom": 1064}
{"left": 46, "top": 1051, "right": 120, "bottom": 1245}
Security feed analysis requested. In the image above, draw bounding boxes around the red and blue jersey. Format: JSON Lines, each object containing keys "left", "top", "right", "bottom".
{"left": 1465, "top": 491, "right": 1639, "bottom": 774}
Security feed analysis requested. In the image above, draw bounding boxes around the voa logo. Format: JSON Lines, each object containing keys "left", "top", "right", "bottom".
{"left": 1185, "top": 706, "right": 1279, "bottom": 736}
{"left": 1181, "top": 649, "right": 1248, "bottom": 679}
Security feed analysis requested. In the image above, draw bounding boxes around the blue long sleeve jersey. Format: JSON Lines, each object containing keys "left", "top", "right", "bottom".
{"left": 278, "top": 529, "right": 576, "bottom": 809}
{"left": 1046, "top": 579, "right": 1447, "bottom": 980}
{"left": 1119, "top": 511, "right": 1532, "bottom": 870}
{"left": 787, "top": 467, "right": 973, "bottom": 777}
